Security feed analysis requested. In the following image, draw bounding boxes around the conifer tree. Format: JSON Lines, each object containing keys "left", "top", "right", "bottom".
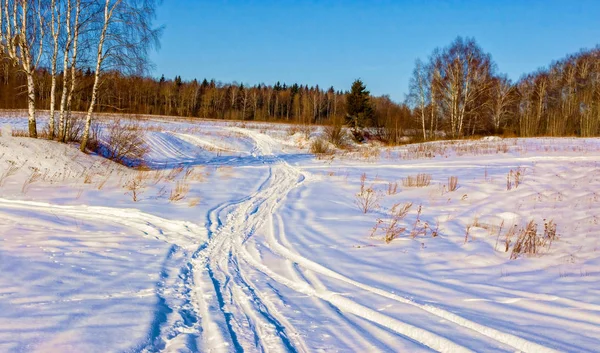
{"left": 345, "top": 79, "right": 373, "bottom": 141}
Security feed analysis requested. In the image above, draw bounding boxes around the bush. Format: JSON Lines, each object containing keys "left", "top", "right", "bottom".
{"left": 309, "top": 138, "right": 331, "bottom": 155}
{"left": 96, "top": 118, "right": 149, "bottom": 167}
{"left": 324, "top": 124, "right": 345, "bottom": 147}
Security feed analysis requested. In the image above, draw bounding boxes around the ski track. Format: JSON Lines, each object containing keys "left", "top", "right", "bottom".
{"left": 0, "top": 128, "right": 575, "bottom": 352}
{"left": 159, "top": 128, "right": 559, "bottom": 353}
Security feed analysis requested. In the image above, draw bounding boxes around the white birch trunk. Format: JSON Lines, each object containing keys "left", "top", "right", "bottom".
{"left": 58, "top": 0, "right": 72, "bottom": 142}
{"left": 49, "top": 0, "right": 60, "bottom": 139}
{"left": 81, "top": 0, "right": 118, "bottom": 152}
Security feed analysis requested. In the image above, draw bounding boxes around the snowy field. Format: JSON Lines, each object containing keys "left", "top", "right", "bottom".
{"left": 1, "top": 114, "right": 600, "bottom": 352}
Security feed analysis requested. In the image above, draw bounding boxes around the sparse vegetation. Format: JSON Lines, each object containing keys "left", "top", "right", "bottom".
{"left": 506, "top": 167, "right": 524, "bottom": 190}
{"left": 310, "top": 138, "right": 331, "bottom": 155}
{"left": 371, "top": 202, "right": 413, "bottom": 243}
{"left": 503, "top": 219, "right": 559, "bottom": 259}
{"left": 355, "top": 173, "right": 381, "bottom": 213}
{"left": 402, "top": 173, "right": 432, "bottom": 188}
{"left": 95, "top": 118, "right": 149, "bottom": 167}
{"left": 124, "top": 172, "right": 147, "bottom": 202}
{"left": 448, "top": 176, "right": 458, "bottom": 192}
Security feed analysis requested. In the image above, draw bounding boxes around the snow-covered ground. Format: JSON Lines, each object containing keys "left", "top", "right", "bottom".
{"left": 1, "top": 115, "right": 599, "bottom": 352}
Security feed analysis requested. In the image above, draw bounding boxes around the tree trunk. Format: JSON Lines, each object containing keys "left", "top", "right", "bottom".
{"left": 26, "top": 72, "right": 37, "bottom": 138}
{"left": 81, "top": 0, "right": 113, "bottom": 152}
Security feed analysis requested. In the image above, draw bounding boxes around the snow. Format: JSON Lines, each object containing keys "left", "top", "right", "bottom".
{"left": 1, "top": 114, "right": 599, "bottom": 352}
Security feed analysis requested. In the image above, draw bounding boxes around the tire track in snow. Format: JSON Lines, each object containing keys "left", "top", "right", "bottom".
{"left": 225, "top": 129, "right": 560, "bottom": 353}
{"left": 210, "top": 129, "right": 471, "bottom": 352}
{"left": 188, "top": 170, "right": 306, "bottom": 352}
{"left": 0, "top": 198, "right": 206, "bottom": 352}
{"left": 261, "top": 186, "right": 559, "bottom": 353}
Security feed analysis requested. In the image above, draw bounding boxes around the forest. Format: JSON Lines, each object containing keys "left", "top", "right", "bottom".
{"left": 1, "top": 1, "right": 600, "bottom": 144}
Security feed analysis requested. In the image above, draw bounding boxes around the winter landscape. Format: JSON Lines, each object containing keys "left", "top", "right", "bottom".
{"left": 1, "top": 115, "right": 599, "bottom": 352}
{"left": 2, "top": 1, "right": 600, "bottom": 352}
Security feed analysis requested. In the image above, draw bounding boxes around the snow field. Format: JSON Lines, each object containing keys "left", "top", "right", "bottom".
{"left": 0, "top": 115, "right": 599, "bottom": 352}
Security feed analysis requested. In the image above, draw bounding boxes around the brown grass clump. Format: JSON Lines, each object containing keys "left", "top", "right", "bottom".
{"left": 387, "top": 181, "right": 399, "bottom": 195}
{"left": 170, "top": 179, "right": 190, "bottom": 202}
{"left": 371, "top": 202, "right": 414, "bottom": 243}
{"left": 504, "top": 219, "right": 559, "bottom": 259}
{"left": 355, "top": 173, "right": 381, "bottom": 213}
{"left": 447, "top": 176, "right": 458, "bottom": 192}
{"left": 124, "top": 171, "right": 147, "bottom": 202}
{"left": 506, "top": 167, "right": 524, "bottom": 190}
{"left": 323, "top": 124, "right": 345, "bottom": 147}
{"left": 402, "top": 173, "right": 432, "bottom": 188}
{"left": 310, "top": 138, "right": 331, "bottom": 155}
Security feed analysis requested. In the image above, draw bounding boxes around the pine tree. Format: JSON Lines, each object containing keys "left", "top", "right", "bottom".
{"left": 345, "top": 79, "right": 373, "bottom": 141}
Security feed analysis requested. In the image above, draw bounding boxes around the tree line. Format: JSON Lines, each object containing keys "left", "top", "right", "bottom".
{"left": 408, "top": 37, "right": 600, "bottom": 139}
{"left": 2, "top": 7, "right": 600, "bottom": 145}
{"left": 0, "top": 63, "right": 413, "bottom": 144}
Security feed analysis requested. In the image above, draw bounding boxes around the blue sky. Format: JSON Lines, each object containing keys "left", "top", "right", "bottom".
{"left": 150, "top": 0, "right": 600, "bottom": 102}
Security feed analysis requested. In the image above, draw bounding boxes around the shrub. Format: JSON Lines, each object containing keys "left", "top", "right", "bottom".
{"left": 310, "top": 138, "right": 331, "bottom": 155}
{"left": 324, "top": 124, "right": 345, "bottom": 147}
{"left": 96, "top": 118, "right": 149, "bottom": 167}
{"left": 355, "top": 173, "right": 381, "bottom": 213}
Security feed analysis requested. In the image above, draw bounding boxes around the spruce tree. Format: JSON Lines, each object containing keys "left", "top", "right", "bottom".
{"left": 345, "top": 79, "right": 373, "bottom": 141}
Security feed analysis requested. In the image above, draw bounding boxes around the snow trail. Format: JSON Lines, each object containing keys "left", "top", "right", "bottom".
{"left": 193, "top": 128, "right": 561, "bottom": 353}
{"left": 3, "top": 122, "right": 592, "bottom": 352}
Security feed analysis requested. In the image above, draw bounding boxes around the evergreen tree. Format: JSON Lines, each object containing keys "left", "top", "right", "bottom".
{"left": 345, "top": 79, "right": 373, "bottom": 141}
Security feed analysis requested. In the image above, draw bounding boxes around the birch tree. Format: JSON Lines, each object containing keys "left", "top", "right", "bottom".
{"left": 48, "top": 0, "right": 61, "bottom": 139}
{"left": 1, "top": 0, "right": 45, "bottom": 137}
{"left": 80, "top": 0, "right": 160, "bottom": 152}
{"left": 407, "top": 58, "right": 430, "bottom": 140}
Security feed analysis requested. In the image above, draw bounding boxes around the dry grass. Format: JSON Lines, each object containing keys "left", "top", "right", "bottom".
{"left": 323, "top": 124, "right": 345, "bottom": 147}
{"left": 402, "top": 173, "right": 432, "bottom": 188}
{"left": 97, "top": 172, "right": 112, "bottom": 190}
{"left": 188, "top": 197, "right": 201, "bottom": 207}
{"left": 170, "top": 179, "right": 190, "bottom": 202}
{"left": 355, "top": 173, "right": 381, "bottom": 213}
{"left": 387, "top": 181, "right": 399, "bottom": 195}
{"left": 506, "top": 167, "right": 524, "bottom": 190}
{"left": 310, "top": 138, "right": 331, "bottom": 155}
{"left": 371, "top": 202, "right": 413, "bottom": 243}
{"left": 0, "top": 163, "right": 20, "bottom": 186}
{"left": 22, "top": 168, "right": 43, "bottom": 193}
{"left": 447, "top": 176, "right": 458, "bottom": 192}
{"left": 166, "top": 166, "right": 184, "bottom": 181}
{"left": 504, "top": 219, "right": 559, "bottom": 259}
{"left": 124, "top": 171, "right": 147, "bottom": 202}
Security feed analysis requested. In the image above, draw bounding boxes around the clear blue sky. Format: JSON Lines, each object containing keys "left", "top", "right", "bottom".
{"left": 150, "top": 0, "right": 600, "bottom": 102}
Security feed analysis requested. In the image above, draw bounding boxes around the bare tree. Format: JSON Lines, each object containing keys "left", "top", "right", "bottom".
{"left": 48, "top": 0, "right": 61, "bottom": 139}
{"left": 489, "top": 75, "right": 515, "bottom": 132}
{"left": 80, "top": 0, "right": 161, "bottom": 152}
{"left": 407, "top": 58, "right": 430, "bottom": 140}
{"left": 57, "top": 0, "right": 78, "bottom": 142}
{"left": 432, "top": 37, "right": 495, "bottom": 137}
{"left": 1, "top": 0, "right": 46, "bottom": 137}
